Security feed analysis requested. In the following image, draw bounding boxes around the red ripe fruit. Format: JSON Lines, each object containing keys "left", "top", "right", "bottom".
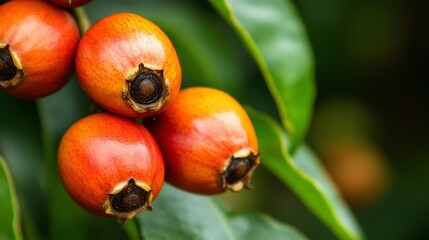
{"left": 75, "top": 12, "right": 181, "bottom": 118}
{"left": 57, "top": 113, "right": 165, "bottom": 221}
{"left": 0, "top": 0, "right": 79, "bottom": 99}
{"left": 146, "top": 87, "right": 260, "bottom": 195}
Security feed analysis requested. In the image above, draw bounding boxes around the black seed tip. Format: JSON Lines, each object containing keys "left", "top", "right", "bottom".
{"left": 109, "top": 178, "right": 149, "bottom": 213}
{"left": 223, "top": 151, "right": 260, "bottom": 190}
{"left": 225, "top": 158, "right": 252, "bottom": 185}
{"left": 0, "top": 45, "right": 20, "bottom": 82}
{"left": 130, "top": 72, "right": 163, "bottom": 104}
{"left": 128, "top": 63, "right": 164, "bottom": 105}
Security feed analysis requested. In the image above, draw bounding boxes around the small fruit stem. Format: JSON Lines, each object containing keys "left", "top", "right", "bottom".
{"left": 72, "top": 7, "right": 91, "bottom": 34}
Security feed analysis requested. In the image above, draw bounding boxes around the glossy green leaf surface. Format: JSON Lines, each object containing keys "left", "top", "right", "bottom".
{"left": 136, "top": 184, "right": 307, "bottom": 240}
{"left": 0, "top": 156, "right": 23, "bottom": 240}
{"left": 248, "top": 107, "right": 364, "bottom": 240}
{"left": 210, "top": 0, "right": 316, "bottom": 152}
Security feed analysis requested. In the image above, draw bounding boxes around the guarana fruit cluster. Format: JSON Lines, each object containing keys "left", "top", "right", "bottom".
{"left": 0, "top": 0, "right": 261, "bottom": 221}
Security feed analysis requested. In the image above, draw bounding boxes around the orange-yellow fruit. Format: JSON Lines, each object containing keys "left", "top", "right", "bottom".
{"left": 57, "top": 112, "right": 165, "bottom": 221}
{"left": 75, "top": 12, "right": 181, "bottom": 118}
{"left": 146, "top": 87, "right": 260, "bottom": 195}
{"left": 0, "top": 0, "right": 79, "bottom": 99}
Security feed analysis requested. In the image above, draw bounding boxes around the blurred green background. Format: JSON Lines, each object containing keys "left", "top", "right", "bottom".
{"left": 1, "top": 0, "right": 428, "bottom": 239}
{"left": 299, "top": 0, "right": 429, "bottom": 239}
{"left": 217, "top": 0, "right": 429, "bottom": 239}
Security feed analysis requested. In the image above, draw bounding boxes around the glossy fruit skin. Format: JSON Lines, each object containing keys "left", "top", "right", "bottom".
{"left": 0, "top": 1, "right": 79, "bottom": 99}
{"left": 47, "top": 0, "right": 92, "bottom": 8}
{"left": 57, "top": 112, "right": 165, "bottom": 218}
{"left": 75, "top": 12, "right": 181, "bottom": 118}
{"left": 146, "top": 87, "right": 259, "bottom": 195}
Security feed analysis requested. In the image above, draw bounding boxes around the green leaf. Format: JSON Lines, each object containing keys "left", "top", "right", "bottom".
{"left": 247, "top": 108, "right": 364, "bottom": 240}
{"left": 135, "top": 184, "right": 307, "bottom": 240}
{"left": 209, "top": 0, "right": 316, "bottom": 152}
{"left": 0, "top": 155, "right": 23, "bottom": 240}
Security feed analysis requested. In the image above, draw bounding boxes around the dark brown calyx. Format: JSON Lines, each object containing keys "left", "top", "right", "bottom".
{"left": 222, "top": 150, "right": 260, "bottom": 192}
{"left": 104, "top": 178, "right": 153, "bottom": 222}
{"left": 123, "top": 63, "right": 169, "bottom": 113}
{"left": 129, "top": 69, "right": 163, "bottom": 104}
{"left": 0, "top": 44, "right": 23, "bottom": 88}
{"left": 225, "top": 158, "right": 252, "bottom": 184}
